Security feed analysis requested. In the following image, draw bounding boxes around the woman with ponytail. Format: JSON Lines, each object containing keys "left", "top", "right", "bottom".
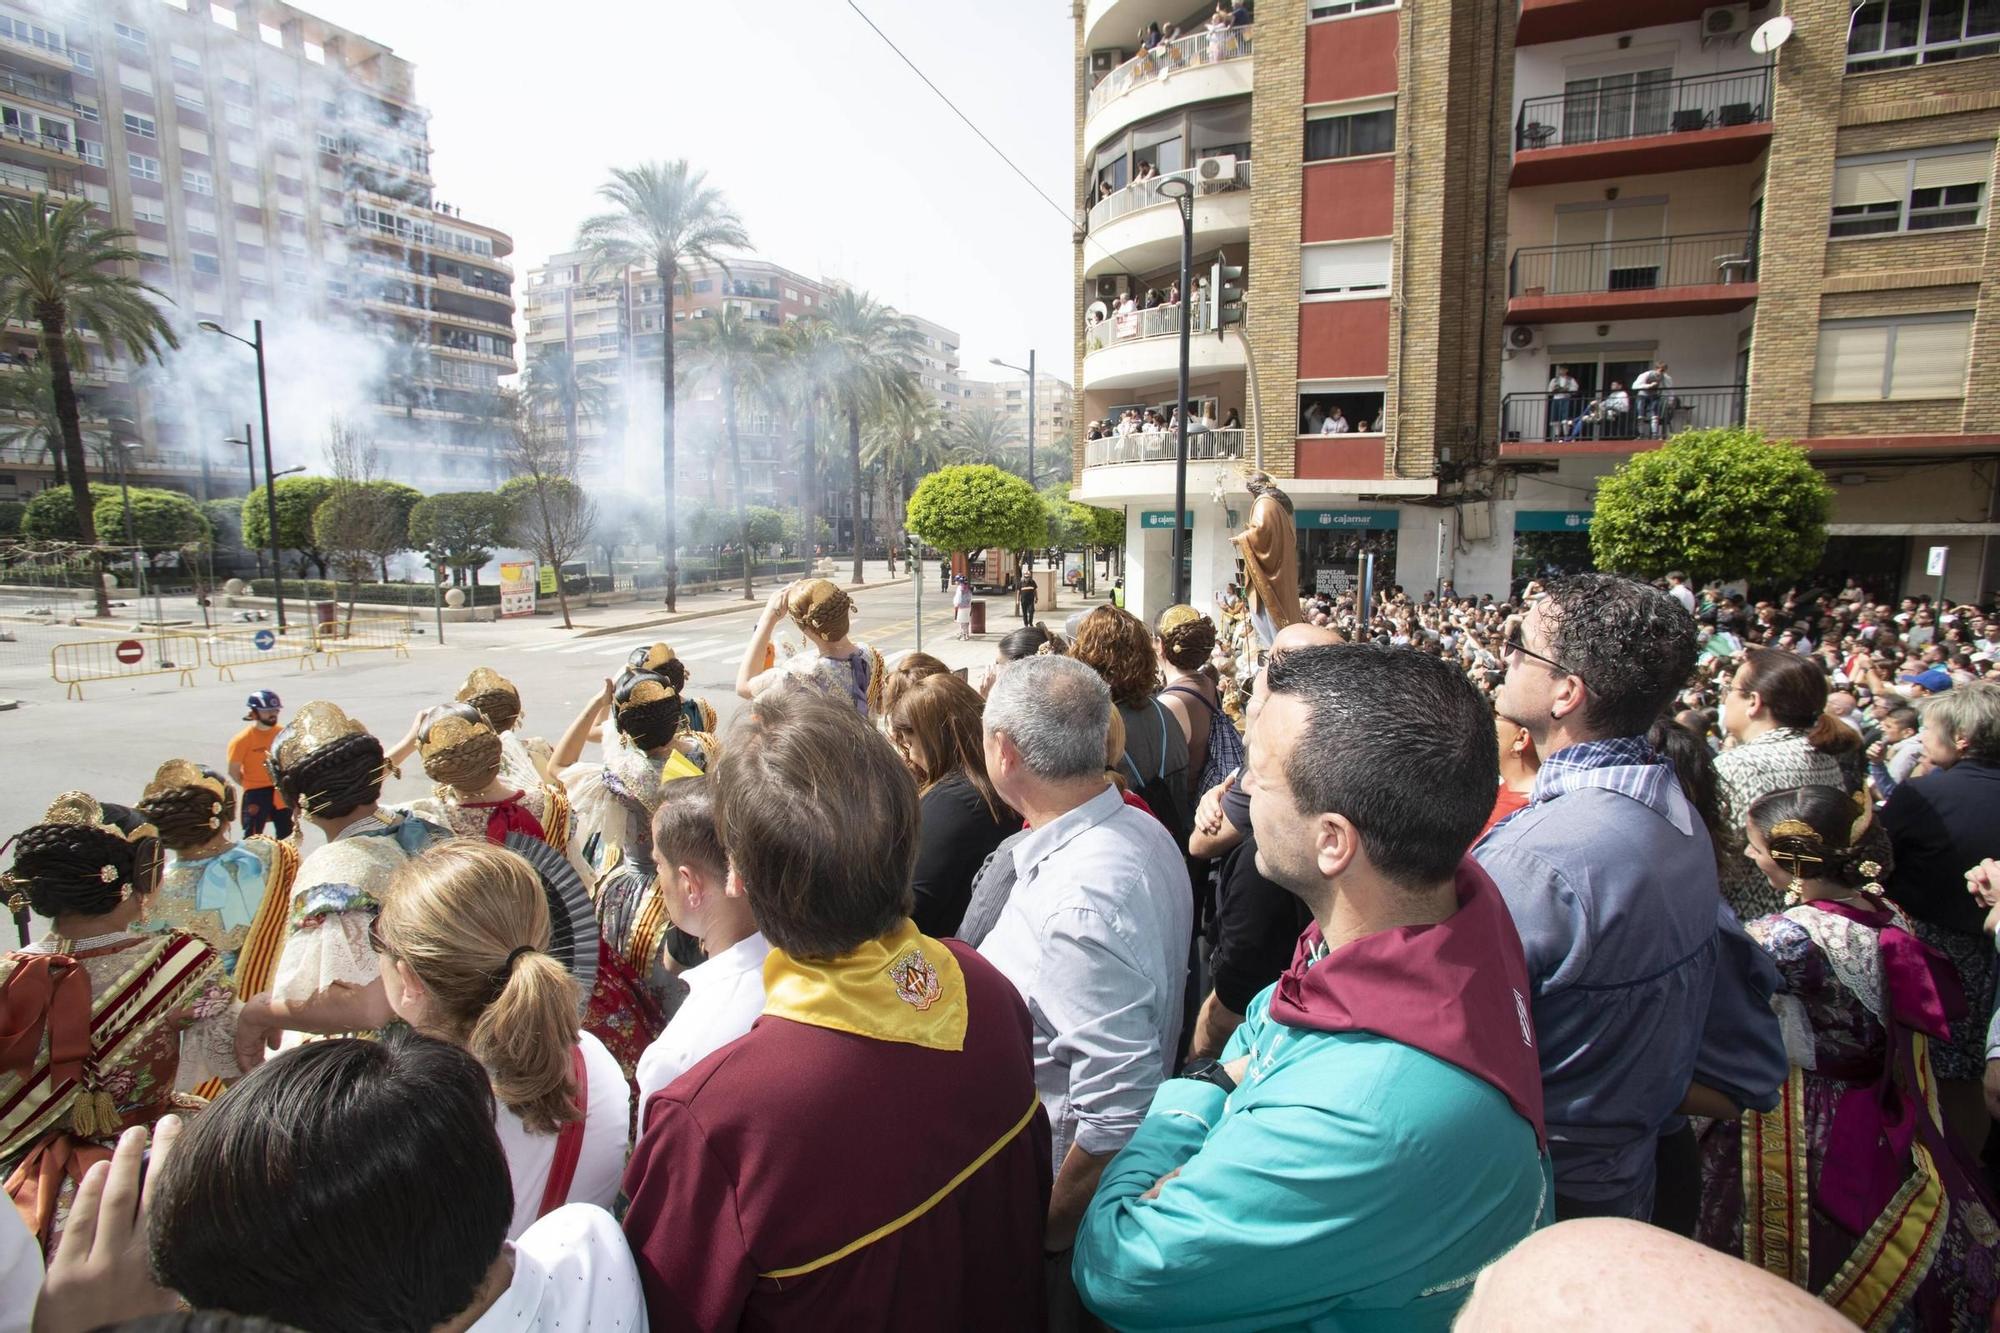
{"left": 1, "top": 792, "right": 234, "bottom": 1252}
{"left": 376, "top": 839, "right": 630, "bottom": 1240}
{"left": 1695, "top": 785, "right": 1997, "bottom": 1329}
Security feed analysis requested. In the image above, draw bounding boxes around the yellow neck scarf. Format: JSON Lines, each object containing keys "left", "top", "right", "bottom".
{"left": 761, "top": 919, "right": 967, "bottom": 1052}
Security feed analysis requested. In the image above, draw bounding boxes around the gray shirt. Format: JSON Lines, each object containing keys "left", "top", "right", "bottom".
{"left": 978, "top": 784, "right": 1194, "bottom": 1164}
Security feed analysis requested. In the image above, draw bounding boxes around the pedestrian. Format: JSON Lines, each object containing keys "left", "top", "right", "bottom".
{"left": 1546, "top": 365, "right": 1578, "bottom": 440}
{"left": 1071, "top": 646, "right": 1548, "bottom": 1330}
{"left": 1018, "top": 567, "right": 1038, "bottom": 626}
{"left": 227, "top": 690, "right": 293, "bottom": 841}
{"left": 973, "top": 655, "right": 1192, "bottom": 1318}
{"left": 1474, "top": 574, "right": 1788, "bottom": 1221}
{"left": 953, "top": 573, "right": 973, "bottom": 640}
{"left": 736, "top": 579, "right": 884, "bottom": 719}
{"left": 887, "top": 671, "right": 1022, "bottom": 936}
{"left": 622, "top": 689, "right": 1049, "bottom": 1329}
{"left": 1713, "top": 647, "right": 1847, "bottom": 921}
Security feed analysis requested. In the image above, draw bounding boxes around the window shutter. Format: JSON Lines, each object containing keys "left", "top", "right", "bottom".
{"left": 1830, "top": 161, "right": 1905, "bottom": 207}
{"left": 1302, "top": 239, "right": 1391, "bottom": 294}
{"left": 1812, "top": 324, "right": 1888, "bottom": 402}
{"left": 1887, "top": 318, "right": 1971, "bottom": 399}
{"left": 1910, "top": 151, "right": 1990, "bottom": 191}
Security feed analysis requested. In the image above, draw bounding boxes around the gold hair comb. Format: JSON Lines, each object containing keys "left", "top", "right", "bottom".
{"left": 141, "top": 759, "right": 226, "bottom": 804}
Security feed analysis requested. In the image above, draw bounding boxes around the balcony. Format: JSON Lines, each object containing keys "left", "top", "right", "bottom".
{"left": 1084, "top": 299, "right": 1245, "bottom": 390}
{"left": 1506, "top": 230, "right": 1758, "bottom": 322}
{"left": 1084, "top": 161, "right": 1252, "bottom": 276}
{"left": 1515, "top": 0, "right": 1716, "bottom": 45}
{"left": 1512, "top": 68, "right": 1772, "bottom": 188}
{"left": 1085, "top": 28, "right": 1252, "bottom": 147}
{"left": 1085, "top": 427, "right": 1245, "bottom": 468}
{"left": 1499, "top": 383, "right": 1745, "bottom": 450}
{"left": 0, "top": 124, "right": 74, "bottom": 161}
{"left": 0, "top": 31, "right": 75, "bottom": 72}
{"left": 0, "top": 161, "right": 69, "bottom": 200}
{"left": 0, "top": 67, "right": 70, "bottom": 112}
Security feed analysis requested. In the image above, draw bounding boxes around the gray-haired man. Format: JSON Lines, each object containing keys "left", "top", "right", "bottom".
{"left": 972, "top": 655, "right": 1193, "bottom": 1264}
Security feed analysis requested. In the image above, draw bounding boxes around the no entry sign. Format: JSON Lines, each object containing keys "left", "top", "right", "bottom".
{"left": 114, "top": 639, "right": 144, "bottom": 665}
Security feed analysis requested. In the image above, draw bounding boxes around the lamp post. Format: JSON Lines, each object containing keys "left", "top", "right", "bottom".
{"left": 1155, "top": 174, "right": 1196, "bottom": 606}
{"left": 109, "top": 439, "right": 143, "bottom": 601}
{"left": 224, "top": 422, "right": 257, "bottom": 578}
{"left": 988, "top": 352, "right": 1037, "bottom": 490}
{"left": 198, "top": 319, "right": 285, "bottom": 630}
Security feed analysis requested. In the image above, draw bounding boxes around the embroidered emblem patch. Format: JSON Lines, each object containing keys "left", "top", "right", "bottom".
{"left": 890, "top": 948, "right": 943, "bottom": 1011}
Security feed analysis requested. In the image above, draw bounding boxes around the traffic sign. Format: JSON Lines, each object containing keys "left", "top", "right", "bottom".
{"left": 114, "top": 639, "right": 144, "bottom": 665}
{"left": 253, "top": 629, "right": 276, "bottom": 651}
{"left": 1925, "top": 545, "right": 1948, "bottom": 577}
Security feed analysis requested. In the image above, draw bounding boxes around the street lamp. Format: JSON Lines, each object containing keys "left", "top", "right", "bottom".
{"left": 109, "top": 438, "right": 143, "bottom": 600}
{"left": 988, "top": 352, "right": 1036, "bottom": 490}
{"left": 198, "top": 319, "right": 285, "bottom": 630}
{"left": 1155, "top": 174, "right": 1196, "bottom": 606}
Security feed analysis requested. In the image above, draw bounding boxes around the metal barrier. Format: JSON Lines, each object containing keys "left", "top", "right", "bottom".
{"left": 50, "top": 632, "right": 207, "bottom": 700}
{"left": 314, "top": 614, "right": 414, "bottom": 666}
{"left": 204, "top": 624, "right": 320, "bottom": 682}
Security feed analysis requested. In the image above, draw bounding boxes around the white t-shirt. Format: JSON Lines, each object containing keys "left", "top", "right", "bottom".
{"left": 468, "top": 1204, "right": 648, "bottom": 1333}
{"left": 635, "top": 931, "right": 773, "bottom": 1108}
{"left": 1669, "top": 583, "right": 1696, "bottom": 613}
{"left": 493, "top": 1031, "right": 631, "bottom": 1241}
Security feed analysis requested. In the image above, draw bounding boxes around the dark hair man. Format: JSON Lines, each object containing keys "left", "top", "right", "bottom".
{"left": 1474, "top": 574, "right": 1786, "bottom": 1221}
{"left": 1073, "top": 646, "right": 1549, "bottom": 1329}
{"left": 622, "top": 689, "right": 1049, "bottom": 1330}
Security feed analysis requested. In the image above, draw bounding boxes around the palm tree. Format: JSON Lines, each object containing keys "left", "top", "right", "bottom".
{"left": 820, "top": 287, "right": 921, "bottom": 584}
{"left": 0, "top": 196, "right": 179, "bottom": 616}
{"left": 576, "top": 161, "right": 748, "bottom": 610}
{"left": 952, "top": 404, "right": 1025, "bottom": 472}
{"left": 766, "top": 317, "right": 841, "bottom": 566}
{"left": 0, "top": 360, "right": 112, "bottom": 486}
{"left": 679, "top": 306, "right": 771, "bottom": 600}
{"left": 863, "top": 396, "right": 964, "bottom": 545}
{"left": 523, "top": 341, "right": 611, "bottom": 456}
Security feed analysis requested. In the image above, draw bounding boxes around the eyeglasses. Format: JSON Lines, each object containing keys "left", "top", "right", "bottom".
{"left": 1503, "top": 627, "right": 1574, "bottom": 681}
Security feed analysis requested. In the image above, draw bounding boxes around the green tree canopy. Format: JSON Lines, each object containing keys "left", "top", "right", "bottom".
{"left": 744, "top": 504, "right": 787, "bottom": 547}
{"left": 906, "top": 464, "right": 1047, "bottom": 555}
{"left": 94, "top": 486, "right": 210, "bottom": 549}
{"left": 1085, "top": 502, "right": 1126, "bottom": 550}
{"left": 1589, "top": 428, "right": 1832, "bottom": 586}
{"left": 0, "top": 497, "right": 23, "bottom": 538}
{"left": 21, "top": 482, "right": 112, "bottom": 541}
{"left": 241, "top": 475, "right": 338, "bottom": 576}
{"left": 408, "top": 491, "right": 510, "bottom": 584}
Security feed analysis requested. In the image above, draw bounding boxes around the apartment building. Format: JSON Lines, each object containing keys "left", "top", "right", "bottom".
{"left": 906, "top": 312, "right": 964, "bottom": 419}
{"left": 958, "top": 372, "right": 1074, "bottom": 455}
{"left": 1073, "top": 0, "right": 1998, "bottom": 621}
{"left": 0, "top": 0, "right": 518, "bottom": 502}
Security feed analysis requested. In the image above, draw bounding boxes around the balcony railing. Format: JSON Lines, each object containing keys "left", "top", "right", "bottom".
{"left": 1515, "top": 68, "right": 1772, "bottom": 153}
{"left": 1085, "top": 427, "right": 1245, "bottom": 468}
{"left": 0, "top": 69, "right": 66, "bottom": 107}
{"left": 1085, "top": 298, "right": 1214, "bottom": 354}
{"left": 1509, "top": 230, "right": 1757, "bottom": 296}
{"left": 1087, "top": 159, "right": 1252, "bottom": 232}
{"left": 0, "top": 124, "right": 73, "bottom": 156}
{"left": 1086, "top": 26, "right": 1253, "bottom": 118}
{"left": 0, "top": 162, "right": 64, "bottom": 196}
{"left": 1501, "top": 383, "right": 1745, "bottom": 442}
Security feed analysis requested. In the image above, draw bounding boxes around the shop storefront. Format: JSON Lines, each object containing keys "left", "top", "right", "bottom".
{"left": 1295, "top": 508, "right": 1400, "bottom": 601}
{"left": 1512, "top": 510, "right": 1595, "bottom": 589}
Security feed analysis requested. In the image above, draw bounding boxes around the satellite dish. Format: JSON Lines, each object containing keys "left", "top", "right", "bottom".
{"left": 1750, "top": 15, "right": 1794, "bottom": 54}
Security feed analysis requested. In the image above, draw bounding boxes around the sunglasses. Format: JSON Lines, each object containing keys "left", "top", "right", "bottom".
{"left": 1503, "top": 627, "right": 1572, "bottom": 679}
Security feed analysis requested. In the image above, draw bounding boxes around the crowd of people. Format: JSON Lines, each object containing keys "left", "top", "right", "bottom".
{"left": 3, "top": 557, "right": 1998, "bottom": 1331}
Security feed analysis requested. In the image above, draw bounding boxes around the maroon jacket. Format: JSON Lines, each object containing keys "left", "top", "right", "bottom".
{"left": 621, "top": 938, "right": 1051, "bottom": 1331}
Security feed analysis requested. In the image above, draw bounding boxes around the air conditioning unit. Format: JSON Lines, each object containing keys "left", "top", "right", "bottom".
{"left": 1195, "top": 154, "right": 1239, "bottom": 189}
{"left": 1090, "top": 48, "right": 1127, "bottom": 74}
{"left": 1702, "top": 4, "right": 1749, "bottom": 38}
{"left": 1507, "top": 324, "right": 1538, "bottom": 351}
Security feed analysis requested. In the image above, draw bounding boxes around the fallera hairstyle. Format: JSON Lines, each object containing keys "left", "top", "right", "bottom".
{"left": 787, "top": 578, "right": 853, "bottom": 642}
{"left": 380, "top": 839, "right": 582, "bottom": 1135}
{"left": 455, "top": 668, "right": 523, "bottom": 733}
{"left": 1919, "top": 680, "right": 2000, "bottom": 763}
{"left": 1736, "top": 646, "right": 1831, "bottom": 732}
{"left": 4, "top": 795, "right": 163, "bottom": 920}
{"left": 612, "top": 666, "right": 685, "bottom": 752}
{"left": 712, "top": 687, "right": 917, "bottom": 959}
{"left": 878, "top": 651, "right": 951, "bottom": 721}
{"left": 1647, "top": 716, "right": 1729, "bottom": 873}
{"left": 984, "top": 655, "right": 1113, "bottom": 782}
{"left": 1263, "top": 644, "right": 1498, "bottom": 889}
{"left": 1747, "top": 785, "right": 1873, "bottom": 889}
{"left": 889, "top": 671, "right": 1013, "bottom": 822}
{"left": 1156, "top": 605, "right": 1219, "bottom": 671}
{"left": 148, "top": 1032, "right": 510, "bottom": 1333}
{"left": 650, "top": 774, "right": 726, "bottom": 880}
{"left": 1071, "top": 604, "right": 1163, "bottom": 707}
{"left": 270, "top": 732, "right": 386, "bottom": 823}
{"left": 998, "top": 622, "right": 1066, "bottom": 661}
{"left": 414, "top": 702, "right": 504, "bottom": 796}
{"left": 137, "top": 761, "right": 239, "bottom": 853}
{"left": 1538, "top": 573, "right": 1698, "bottom": 738}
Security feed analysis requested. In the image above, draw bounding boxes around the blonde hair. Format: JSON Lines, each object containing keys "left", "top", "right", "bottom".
{"left": 381, "top": 839, "right": 582, "bottom": 1134}
{"left": 786, "top": 578, "right": 853, "bottom": 642}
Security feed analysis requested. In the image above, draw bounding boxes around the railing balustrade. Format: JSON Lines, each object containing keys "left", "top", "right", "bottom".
{"left": 1508, "top": 230, "right": 1757, "bottom": 296}
{"left": 1086, "top": 26, "right": 1252, "bottom": 118}
{"left": 1515, "top": 68, "right": 1772, "bottom": 152}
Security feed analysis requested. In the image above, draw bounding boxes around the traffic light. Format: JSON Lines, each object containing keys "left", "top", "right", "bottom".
{"left": 1210, "top": 255, "right": 1245, "bottom": 340}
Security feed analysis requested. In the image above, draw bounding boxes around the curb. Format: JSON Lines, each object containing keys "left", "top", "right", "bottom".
{"left": 576, "top": 576, "right": 914, "bottom": 639}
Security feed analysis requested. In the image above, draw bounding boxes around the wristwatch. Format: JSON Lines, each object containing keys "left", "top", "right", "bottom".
{"left": 1180, "top": 1059, "right": 1237, "bottom": 1094}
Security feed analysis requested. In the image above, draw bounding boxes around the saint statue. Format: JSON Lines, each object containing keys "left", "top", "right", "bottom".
{"left": 1230, "top": 470, "right": 1303, "bottom": 646}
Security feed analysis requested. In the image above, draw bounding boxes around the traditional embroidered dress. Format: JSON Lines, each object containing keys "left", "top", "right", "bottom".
{"left": 561, "top": 744, "right": 705, "bottom": 883}
{"left": 497, "top": 730, "right": 556, "bottom": 792}
{"left": 773, "top": 641, "right": 885, "bottom": 719}
{"left": 137, "top": 838, "right": 298, "bottom": 997}
{"left": 1, "top": 929, "right": 234, "bottom": 1251}
{"left": 268, "top": 814, "right": 448, "bottom": 1017}
{"left": 621, "top": 918, "right": 1050, "bottom": 1330}
{"left": 1697, "top": 899, "right": 2000, "bottom": 1331}
{"left": 595, "top": 856, "right": 685, "bottom": 1025}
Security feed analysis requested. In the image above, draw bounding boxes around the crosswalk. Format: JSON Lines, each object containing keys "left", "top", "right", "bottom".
{"left": 488, "top": 607, "right": 965, "bottom": 667}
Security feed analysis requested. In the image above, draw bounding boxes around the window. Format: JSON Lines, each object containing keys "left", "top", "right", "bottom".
{"left": 1847, "top": 0, "right": 2000, "bottom": 71}
{"left": 692, "top": 279, "right": 713, "bottom": 292}
{"left": 0, "top": 15, "right": 67, "bottom": 55}
{"left": 1305, "top": 104, "right": 1396, "bottom": 161}
{"left": 1812, "top": 313, "right": 1973, "bottom": 401}
{"left": 74, "top": 102, "right": 97, "bottom": 123}
{"left": 127, "top": 152, "right": 160, "bottom": 181}
{"left": 211, "top": 4, "right": 239, "bottom": 31}
{"left": 316, "top": 131, "right": 340, "bottom": 154}
{"left": 1311, "top": 0, "right": 1396, "bottom": 15}
{"left": 1831, "top": 146, "right": 1990, "bottom": 235}
{"left": 114, "top": 22, "right": 147, "bottom": 45}
{"left": 174, "top": 88, "right": 205, "bottom": 112}
{"left": 1303, "top": 238, "right": 1392, "bottom": 297}
{"left": 132, "top": 199, "right": 164, "bottom": 225}
{"left": 79, "top": 139, "right": 102, "bottom": 166}
{"left": 186, "top": 208, "right": 216, "bottom": 236}
{"left": 118, "top": 65, "right": 152, "bottom": 95}
{"left": 123, "top": 112, "right": 155, "bottom": 139}
{"left": 190, "top": 252, "right": 220, "bottom": 275}
{"left": 185, "top": 170, "right": 212, "bottom": 196}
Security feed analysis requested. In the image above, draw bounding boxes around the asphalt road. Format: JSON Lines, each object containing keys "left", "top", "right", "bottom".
{"left": 0, "top": 578, "right": 1082, "bottom": 849}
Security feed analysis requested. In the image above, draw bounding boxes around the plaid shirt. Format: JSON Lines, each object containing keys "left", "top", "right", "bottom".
{"left": 1523, "top": 736, "right": 1686, "bottom": 830}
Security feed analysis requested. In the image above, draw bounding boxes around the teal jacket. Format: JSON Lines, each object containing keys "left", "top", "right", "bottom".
{"left": 1072, "top": 987, "right": 1551, "bottom": 1331}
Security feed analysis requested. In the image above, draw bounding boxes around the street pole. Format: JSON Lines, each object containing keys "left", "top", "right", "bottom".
{"left": 113, "top": 444, "right": 143, "bottom": 604}
{"left": 251, "top": 320, "right": 286, "bottom": 633}
{"left": 1026, "top": 349, "right": 1036, "bottom": 492}
{"left": 1161, "top": 178, "right": 1196, "bottom": 607}
{"left": 432, "top": 543, "right": 446, "bottom": 646}
{"left": 911, "top": 536, "right": 922, "bottom": 654}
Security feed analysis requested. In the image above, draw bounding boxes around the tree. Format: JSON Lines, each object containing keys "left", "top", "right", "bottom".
{"left": 865, "top": 396, "right": 964, "bottom": 550}
{"left": 906, "top": 465, "right": 1047, "bottom": 562}
{"left": 22, "top": 482, "right": 113, "bottom": 541}
{"left": 364, "top": 480, "right": 422, "bottom": 582}
{"left": 679, "top": 305, "right": 771, "bottom": 601}
{"left": 744, "top": 504, "right": 787, "bottom": 547}
{"left": 766, "top": 317, "right": 842, "bottom": 564}
{"left": 821, "top": 287, "right": 921, "bottom": 584}
{"left": 1589, "top": 428, "right": 1832, "bottom": 587}
{"left": 93, "top": 486, "right": 210, "bottom": 550}
{"left": 0, "top": 361, "right": 112, "bottom": 487}
{"left": 952, "top": 405, "right": 1024, "bottom": 473}
{"left": 407, "top": 492, "right": 509, "bottom": 597}
{"left": 501, "top": 416, "right": 598, "bottom": 629}
{"left": 0, "top": 498, "right": 22, "bottom": 538}
{"left": 576, "top": 160, "right": 749, "bottom": 611}
{"left": 241, "top": 475, "right": 337, "bottom": 580}
{"left": 0, "top": 196, "right": 180, "bottom": 616}
{"left": 313, "top": 421, "right": 403, "bottom": 628}
{"left": 523, "top": 341, "right": 612, "bottom": 456}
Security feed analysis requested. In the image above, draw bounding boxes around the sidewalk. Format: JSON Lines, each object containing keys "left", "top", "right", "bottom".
{"left": 571, "top": 570, "right": 912, "bottom": 637}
